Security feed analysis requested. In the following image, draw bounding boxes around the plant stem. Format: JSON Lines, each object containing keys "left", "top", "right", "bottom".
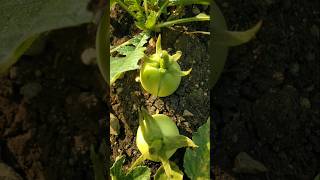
{"left": 117, "top": 0, "right": 138, "bottom": 20}
{"left": 155, "top": 15, "right": 210, "bottom": 29}
{"left": 128, "top": 155, "right": 146, "bottom": 172}
{"left": 135, "top": 0, "right": 145, "bottom": 15}
{"left": 144, "top": 0, "right": 148, "bottom": 16}
{"left": 110, "top": 40, "right": 131, "bottom": 53}
{"left": 156, "top": 0, "right": 169, "bottom": 18}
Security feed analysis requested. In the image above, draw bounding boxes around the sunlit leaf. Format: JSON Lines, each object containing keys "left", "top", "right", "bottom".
{"left": 111, "top": 155, "right": 151, "bottom": 180}
{"left": 184, "top": 118, "right": 210, "bottom": 180}
{"left": 110, "top": 32, "right": 149, "bottom": 84}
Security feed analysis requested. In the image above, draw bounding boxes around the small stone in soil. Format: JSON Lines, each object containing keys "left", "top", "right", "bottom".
{"left": 233, "top": 152, "right": 268, "bottom": 174}
{"left": 183, "top": 110, "right": 194, "bottom": 117}
{"left": 20, "top": 82, "right": 42, "bottom": 100}
{"left": 81, "top": 48, "right": 96, "bottom": 65}
{"left": 110, "top": 113, "right": 120, "bottom": 135}
{"left": 0, "top": 163, "right": 23, "bottom": 180}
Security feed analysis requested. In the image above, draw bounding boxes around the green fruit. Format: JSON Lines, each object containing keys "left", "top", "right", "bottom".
{"left": 136, "top": 114, "right": 179, "bottom": 162}
{"left": 140, "top": 35, "right": 191, "bottom": 97}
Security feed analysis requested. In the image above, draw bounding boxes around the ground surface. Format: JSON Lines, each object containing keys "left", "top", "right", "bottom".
{"left": 0, "top": 26, "right": 106, "bottom": 179}
{"left": 213, "top": 0, "right": 320, "bottom": 179}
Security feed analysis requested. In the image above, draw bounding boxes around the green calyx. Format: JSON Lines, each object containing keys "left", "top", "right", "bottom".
{"left": 134, "top": 107, "right": 197, "bottom": 179}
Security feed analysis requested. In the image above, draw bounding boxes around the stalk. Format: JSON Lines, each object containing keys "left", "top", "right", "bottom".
{"left": 155, "top": 14, "right": 210, "bottom": 29}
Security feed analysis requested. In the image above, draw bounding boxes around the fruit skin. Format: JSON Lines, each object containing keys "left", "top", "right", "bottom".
{"left": 140, "top": 59, "right": 182, "bottom": 97}
{"left": 136, "top": 114, "right": 179, "bottom": 162}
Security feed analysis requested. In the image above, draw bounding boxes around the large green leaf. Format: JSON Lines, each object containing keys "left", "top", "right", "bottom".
{"left": 0, "top": 0, "right": 93, "bottom": 74}
{"left": 96, "top": 9, "right": 109, "bottom": 83}
{"left": 209, "top": 1, "right": 261, "bottom": 88}
{"left": 184, "top": 118, "right": 210, "bottom": 180}
{"left": 110, "top": 155, "right": 151, "bottom": 180}
{"left": 212, "top": 21, "right": 262, "bottom": 47}
{"left": 110, "top": 32, "right": 149, "bottom": 84}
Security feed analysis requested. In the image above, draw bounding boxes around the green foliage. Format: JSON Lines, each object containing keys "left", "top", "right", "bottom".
{"left": 0, "top": 0, "right": 92, "bottom": 74}
{"left": 209, "top": 1, "right": 262, "bottom": 87}
{"left": 110, "top": 155, "right": 151, "bottom": 180}
{"left": 154, "top": 161, "right": 183, "bottom": 180}
{"left": 96, "top": 9, "right": 108, "bottom": 83}
{"left": 184, "top": 118, "right": 210, "bottom": 180}
{"left": 113, "top": 0, "right": 210, "bottom": 31}
{"left": 110, "top": 32, "right": 149, "bottom": 84}
{"left": 90, "top": 141, "right": 107, "bottom": 180}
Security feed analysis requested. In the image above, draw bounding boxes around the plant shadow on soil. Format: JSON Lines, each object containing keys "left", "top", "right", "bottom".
{"left": 0, "top": 26, "right": 107, "bottom": 179}
{"left": 110, "top": 5, "right": 210, "bottom": 178}
{"left": 212, "top": 0, "right": 320, "bottom": 179}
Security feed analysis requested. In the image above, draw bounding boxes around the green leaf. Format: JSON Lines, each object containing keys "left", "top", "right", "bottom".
{"left": 0, "top": 0, "right": 92, "bottom": 74}
{"left": 145, "top": 11, "right": 157, "bottom": 30}
{"left": 90, "top": 142, "right": 106, "bottom": 180}
{"left": 110, "top": 0, "right": 117, "bottom": 9}
{"left": 127, "top": 166, "right": 151, "bottom": 180}
{"left": 212, "top": 21, "right": 262, "bottom": 47}
{"left": 184, "top": 118, "right": 210, "bottom": 180}
{"left": 97, "top": 9, "right": 109, "bottom": 83}
{"left": 110, "top": 32, "right": 149, "bottom": 84}
{"left": 209, "top": 1, "right": 262, "bottom": 88}
{"left": 155, "top": 161, "right": 183, "bottom": 180}
{"left": 111, "top": 155, "right": 151, "bottom": 180}
{"left": 208, "top": 1, "right": 228, "bottom": 88}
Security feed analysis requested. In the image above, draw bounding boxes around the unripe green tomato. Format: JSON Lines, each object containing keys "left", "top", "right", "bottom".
{"left": 140, "top": 60, "right": 181, "bottom": 97}
{"left": 136, "top": 114, "right": 179, "bottom": 162}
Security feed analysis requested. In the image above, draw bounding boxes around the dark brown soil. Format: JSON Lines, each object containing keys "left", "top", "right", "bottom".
{"left": 0, "top": 26, "right": 106, "bottom": 180}
{"left": 212, "top": 0, "right": 320, "bottom": 179}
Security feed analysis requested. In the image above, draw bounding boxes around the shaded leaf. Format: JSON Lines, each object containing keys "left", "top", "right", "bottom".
{"left": 0, "top": 0, "right": 92, "bottom": 74}
{"left": 96, "top": 9, "right": 108, "bottom": 83}
{"left": 212, "top": 21, "right": 262, "bottom": 47}
{"left": 184, "top": 118, "right": 210, "bottom": 180}
{"left": 90, "top": 141, "right": 107, "bottom": 180}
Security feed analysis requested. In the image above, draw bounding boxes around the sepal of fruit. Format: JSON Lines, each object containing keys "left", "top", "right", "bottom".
{"left": 136, "top": 107, "right": 197, "bottom": 162}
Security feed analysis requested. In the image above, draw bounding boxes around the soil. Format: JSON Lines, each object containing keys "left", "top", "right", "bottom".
{"left": 110, "top": 4, "right": 210, "bottom": 177}
{"left": 0, "top": 26, "right": 107, "bottom": 179}
{"left": 212, "top": 0, "right": 320, "bottom": 180}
